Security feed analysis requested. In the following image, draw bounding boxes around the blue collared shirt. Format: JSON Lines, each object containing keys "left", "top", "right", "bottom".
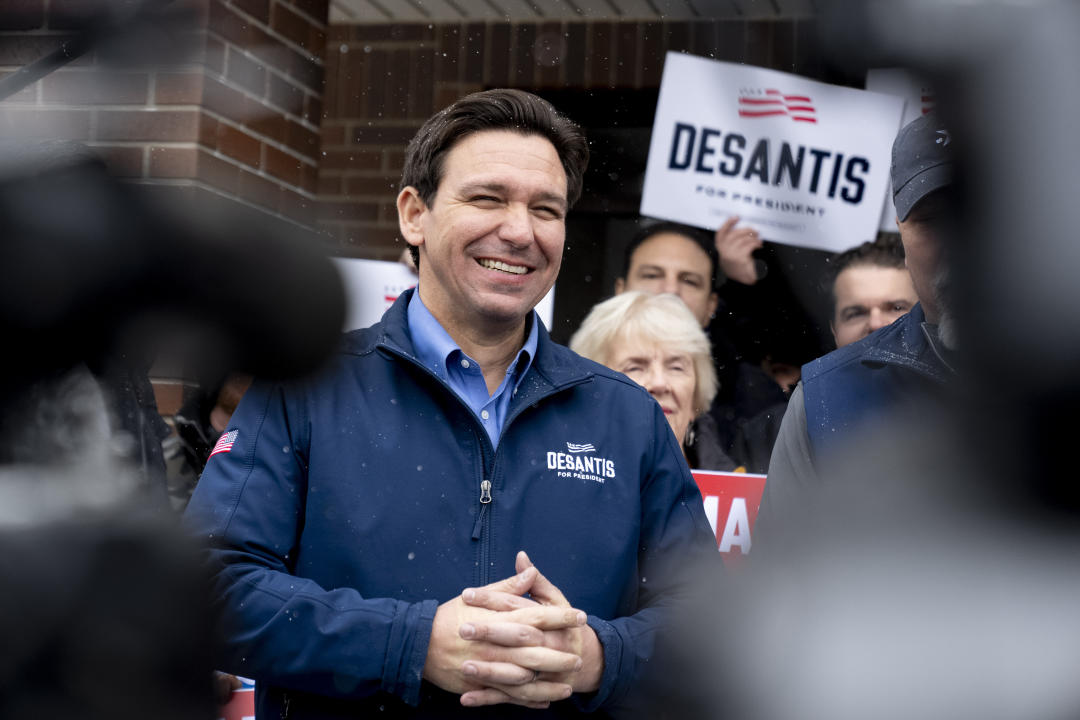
{"left": 407, "top": 292, "right": 538, "bottom": 448}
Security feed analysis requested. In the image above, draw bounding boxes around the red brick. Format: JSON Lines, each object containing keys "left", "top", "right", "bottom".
{"left": 202, "top": 76, "right": 250, "bottom": 121}
{"left": 237, "top": 167, "right": 281, "bottom": 210}
{"left": 283, "top": 117, "right": 319, "bottom": 157}
{"left": 198, "top": 112, "right": 219, "bottom": 147}
{"left": 233, "top": 0, "right": 269, "bottom": 24}
{"left": 209, "top": 1, "right": 256, "bottom": 50}
{"left": 321, "top": 149, "right": 380, "bottom": 171}
{"left": 278, "top": 185, "right": 316, "bottom": 225}
{"left": 216, "top": 122, "right": 261, "bottom": 167}
{"left": 317, "top": 174, "right": 342, "bottom": 195}
{"left": 302, "top": 94, "right": 322, "bottom": 124}
{"left": 321, "top": 200, "right": 377, "bottom": 221}
{"left": 341, "top": 225, "right": 401, "bottom": 255}
{"left": 290, "top": 0, "right": 329, "bottom": 25}
{"left": 203, "top": 34, "right": 226, "bottom": 74}
{"left": 156, "top": 72, "right": 204, "bottom": 104}
{"left": 272, "top": 2, "right": 324, "bottom": 52}
{"left": 196, "top": 149, "right": 240, "bottom": 194}
{"left": 97, "top": 109, "right": 200, "bottom": 142}
{"left": 286, "top": 45, "right": 323, "bottom": 92}
{"left": 351, "top": 123, "right": 418, "bottom": 146}
{"left": 377, "top": 201, "right": 397, "bottom": 223}
{"left": 385, "top": 148, "right": 405, "bottom": 172}
{"left": 149, "top": 145, "right": 199, "bottom": 177}
{"left": 0, "top": 0, "right": 46, "bottom": 30}
{"left": 0, "top": 107, "right": 89, "bottom": 139}
{"left": 268, "top": 72, "right": 304, "bottom": 115}
{"left": 263, "top": 144, "right": 304, "bottom": 186}
{"left": 344, "top": 175, "right": 397, "bottom": 196}
{"left": 409, "top": 48, "right": 434, "bottom": 120}
{"left": 248, "top": 111, "right": 289, "bottom": 145}
{"left": 334, "top": 49, "right": 366, "bottom": 118}
{"left": 94, "top": 145, "right": 144, "bottom": 177}
{"left": 226, "top": 48, "right": 266, "bottom": 97}
{"left": 41, "top": 70, "right": 148, "bottom": 105}
{"left": 300, "top": 161, "right": 317, "bottom": 193}
{"left": 362, "top": 49, "right": 387, "bottom": 119}
{"left": 385, "top": 49, "right": 410, "bottom": 120}
{"left": 320, "top": 123, "right": 345, "bottom": 146}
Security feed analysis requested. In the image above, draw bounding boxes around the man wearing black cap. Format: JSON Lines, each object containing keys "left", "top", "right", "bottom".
{"left": 756, "top": 113, "right": 957, "bottom": 530}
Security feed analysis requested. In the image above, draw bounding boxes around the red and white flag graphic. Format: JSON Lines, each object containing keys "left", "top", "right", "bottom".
{"left": 210, "top": 429, "right": 239, "bottom": 458}
{"left": 737, "top": 89, "right": 817, "bottom": 123}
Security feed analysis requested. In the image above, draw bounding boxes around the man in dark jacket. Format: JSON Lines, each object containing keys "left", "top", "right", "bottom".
{"left": 184, "top": 89, "right": 718, "bottom": 718}
{"left": 759, "top": 112, "right": 957, "bottom": 534}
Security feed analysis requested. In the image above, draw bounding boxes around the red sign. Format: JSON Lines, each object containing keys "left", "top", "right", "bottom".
{"left": 692, "top": 470, "right": 767, "bottom": 568}
{"left": 218, "top": 678, "right": 255, "bottom": 720}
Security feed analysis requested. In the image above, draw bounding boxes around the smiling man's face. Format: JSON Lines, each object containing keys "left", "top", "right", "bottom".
{"left": 398, "top": 129, "right": 567, "bottom": 337}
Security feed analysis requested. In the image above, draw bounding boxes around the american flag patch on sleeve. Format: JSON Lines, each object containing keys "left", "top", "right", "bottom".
{"left": 209, "top": 429, "right": 239, "bottom": 458}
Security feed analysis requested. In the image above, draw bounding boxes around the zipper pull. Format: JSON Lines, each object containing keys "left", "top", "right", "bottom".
{"left": 472, "top": 480, "right": 492, "bottom": 540}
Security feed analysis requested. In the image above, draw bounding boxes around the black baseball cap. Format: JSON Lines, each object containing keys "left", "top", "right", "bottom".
{"left": 891, "top": 112, "right": 954, "bottom": 222}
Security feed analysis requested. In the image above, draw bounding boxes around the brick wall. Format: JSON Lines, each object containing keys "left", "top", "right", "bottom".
{"left": 0, "top": 0, "right": 329, "bottom": 228}
{"left": 318, "top": 18, "right": 822, "bottom": 260}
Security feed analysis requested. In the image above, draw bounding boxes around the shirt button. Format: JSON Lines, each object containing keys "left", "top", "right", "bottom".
{"left": 481, "top": 410, "right": 490, "bottom": 420}
{"left": 460, "top": 359, "right": 470, "bottom": 369}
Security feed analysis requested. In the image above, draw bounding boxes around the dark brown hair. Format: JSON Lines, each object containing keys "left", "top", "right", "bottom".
{"left": 400, "top": 89, "right": 589, "bottom": 267}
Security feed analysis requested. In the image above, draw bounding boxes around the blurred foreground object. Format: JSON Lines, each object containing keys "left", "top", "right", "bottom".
{"left": 684, "top": 1, "right": 1080, "bottom": 719}
{"left": 0, "top": 139, "right": 343, "bottom": 715}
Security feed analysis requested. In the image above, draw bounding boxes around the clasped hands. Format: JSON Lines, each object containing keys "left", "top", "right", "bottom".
{"left": 423, "top": 551, "right": 603, "bottom": 709}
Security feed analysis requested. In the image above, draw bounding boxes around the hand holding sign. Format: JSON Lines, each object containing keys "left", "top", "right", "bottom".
{"left": 715, "top": 215, "right": 763, "bottom": 285}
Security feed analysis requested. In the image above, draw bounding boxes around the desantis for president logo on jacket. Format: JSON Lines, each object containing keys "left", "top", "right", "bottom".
{"left": 546, "top": 442, "right": 615, "bottom": 484}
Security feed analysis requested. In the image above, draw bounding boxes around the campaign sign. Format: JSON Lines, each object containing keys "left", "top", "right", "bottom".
{"left": 865, "top": 68, "right": 938, "bottom": 232}
{"left": 218, "top": 676, "right": 255, "bottom": 720}
{"left": 692, "top": 469, "right": 766, "bottom": 568}
{"left": 333, "top": 257, "right": 555, "bottom": 331}
{"left": 641, "top": 53, "right": 906, "bottom": 253}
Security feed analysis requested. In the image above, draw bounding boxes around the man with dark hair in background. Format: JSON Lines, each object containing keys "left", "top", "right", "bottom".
{"left": 759, "top": 112, "right": 956, "bottom": 529}
{"left": 185, "top": 88, "right": 718, "bottom": 719}
{"left": 828, "top": 234, "right": 918, "bottom": 349}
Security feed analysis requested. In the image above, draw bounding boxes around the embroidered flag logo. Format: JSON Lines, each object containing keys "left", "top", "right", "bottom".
{"left": 566, "top": 442, "right": 596, "bottom": 454}
{"left": 210, "top": 429, "right": 239, "bottom": 458}
{"left": 738, "top": 89, "right": 817, "bottom": 123}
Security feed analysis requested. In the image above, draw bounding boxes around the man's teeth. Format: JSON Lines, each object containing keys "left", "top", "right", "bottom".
{"left": 478, "top": 258, "right": 528, "bottom": 275}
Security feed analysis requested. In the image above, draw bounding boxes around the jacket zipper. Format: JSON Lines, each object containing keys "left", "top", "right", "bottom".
{"left": 470, "top": 479, "right": 492, "bottom": 540}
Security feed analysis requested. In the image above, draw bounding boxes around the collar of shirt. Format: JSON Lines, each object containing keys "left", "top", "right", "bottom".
{"left": 406, "top": 291, "right": 538, "bottom": 446}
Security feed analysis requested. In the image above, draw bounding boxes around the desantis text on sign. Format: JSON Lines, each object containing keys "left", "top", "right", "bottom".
{"left": 642, "top": 53, "right": 905, "bottom": 254}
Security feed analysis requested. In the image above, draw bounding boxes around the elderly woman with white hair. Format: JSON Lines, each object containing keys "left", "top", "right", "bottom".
{"left": 570, "top": 291, "right": 736, "bottom": 471}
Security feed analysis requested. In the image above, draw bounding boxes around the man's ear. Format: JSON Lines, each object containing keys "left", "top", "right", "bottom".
{"left": 397, "top": 187, "right": 427, "bottom": 249}
{"left": 614, "top": 277, "right": 626, "bottom": 295}
{"left": 706, "top": 291, "right": 719, "bottom": 324}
